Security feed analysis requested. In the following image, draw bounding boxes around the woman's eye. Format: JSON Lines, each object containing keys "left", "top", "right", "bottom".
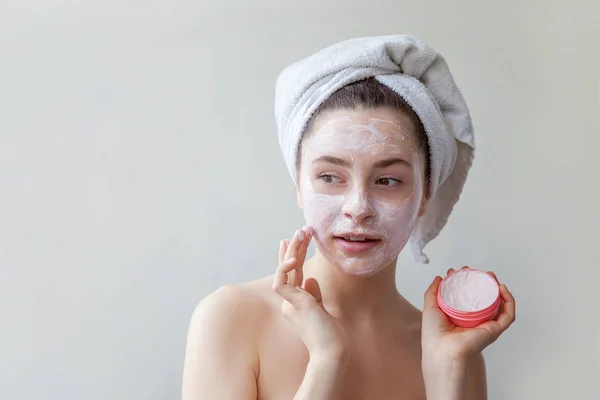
{"left": 319, "top": 174, "right": 342, "bottom": 184}
{"left": 376, "top": 177, "right": 402, "bottom": 187}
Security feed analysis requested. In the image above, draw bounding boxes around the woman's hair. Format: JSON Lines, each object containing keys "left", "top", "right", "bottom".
{"left": 296, "top": 77, "right": 431, "bottom": 186}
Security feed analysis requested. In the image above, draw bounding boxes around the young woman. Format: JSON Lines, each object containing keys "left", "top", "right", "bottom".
{"left": 182, "top": 36, "right": 515, "bottom": 400}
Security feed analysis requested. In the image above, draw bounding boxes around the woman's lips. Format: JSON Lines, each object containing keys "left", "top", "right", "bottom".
{"left": 333, "top": 237, "right": 381, "bottom": 254}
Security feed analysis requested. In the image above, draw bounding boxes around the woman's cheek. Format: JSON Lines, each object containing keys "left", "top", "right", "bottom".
{"left": 301, "top": 191, "right": 343, "bottom": 241}
{"left": 375, "top": 197, "right": 420, "bottom": 253}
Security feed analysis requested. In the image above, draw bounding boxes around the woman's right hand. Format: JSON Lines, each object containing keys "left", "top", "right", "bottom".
{"left": 272, "top": 227, "right": 349, "bottom": 362}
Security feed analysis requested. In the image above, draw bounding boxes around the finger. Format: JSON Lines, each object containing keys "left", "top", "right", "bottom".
{"left": 283, "top": 239, "right": 290, "bottom": 257}
{"left": 296, "top": 227, "right": 311, "bottom": 261}
{"left": 284, "top": 231, "right": 302, "bottom": 287}
{"left": 304, "top": 277, "right": 323, "bottom": 303}
{"left": 487, "top": 271, "right": 499, "bottom": 283}
{"left": 273, "top": 258, "right": 297, "bottom": 289}
{"left": 294, "top": 227, "right": 313, "bottom": 286}
{"left": 292, "top": 228, "right": 308, "bottom": 287}
{"left": 495, "top": 284, "right": 516, "bottom": 331}
{"left": 424, "top": 276, "right": 443, "bottom": 309}
{"left": 282, "top": 239, "right": 293, "bottom": 284}
{"left": 276, "top": 239, "right": 291, "bottom": 289}
{"left": 289, "top": 268, "right": 298, "bottom": 288}
{"left": 278, "top": 240, "right": 287, "bottom": 265}
{"left": 461, "top": 265, "right": 469, "bottom": 270}
{"left": 446, "top": 268, "right": 455, "bottom": 275}
{"left": 284, "top": 230, "right": 303, "bottom": 262}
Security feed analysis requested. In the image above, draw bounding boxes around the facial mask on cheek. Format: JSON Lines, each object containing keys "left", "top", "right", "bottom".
{"left": 299, "top": 118, "right": 424, "bottom": 276}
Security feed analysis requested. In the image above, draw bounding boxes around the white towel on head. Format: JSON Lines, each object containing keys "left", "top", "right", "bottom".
{"left": 274, "top": 34, "right": 475, "bottom": 263}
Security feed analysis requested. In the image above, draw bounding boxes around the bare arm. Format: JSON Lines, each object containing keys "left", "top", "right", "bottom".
{"left": 422, "top": 349, "right": 487, "bottom": 400}
{"left": 182, "top": 285, "right": 258, "bottom": 400}
{"left": 467, "top": 353, "right": 487, "bottom": 400}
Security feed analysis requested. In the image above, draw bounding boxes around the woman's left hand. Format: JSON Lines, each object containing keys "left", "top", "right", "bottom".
{"left": 421, "top": 266, "right": 516, "bottom": 365}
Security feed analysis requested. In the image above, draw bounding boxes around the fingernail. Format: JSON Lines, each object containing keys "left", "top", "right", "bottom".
{"left": 298, "top": 229, "right": 305, "bottom": 241}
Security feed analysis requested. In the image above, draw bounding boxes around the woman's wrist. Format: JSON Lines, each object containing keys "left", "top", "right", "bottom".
{"left": 308, "top": 351, "right": 349, "bottom": 380}
{"left": 422, "top": 355, "right": 469, "bottom": 400}
{"left": 309, "top": 348, "right": 349, "bottom": 364}
{"left": 293, "top": 355, "right": 348, "bottom": 400}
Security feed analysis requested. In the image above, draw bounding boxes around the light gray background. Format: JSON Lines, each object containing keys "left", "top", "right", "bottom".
{"left": 1, "top": 1, "right": 599, "bottom": 399}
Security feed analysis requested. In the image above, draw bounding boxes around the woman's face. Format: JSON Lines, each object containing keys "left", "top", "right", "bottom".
{"left": 297, "top": 108, "right": 427, "bottom": 277}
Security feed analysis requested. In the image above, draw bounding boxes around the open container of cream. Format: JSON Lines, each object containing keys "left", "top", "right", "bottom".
{"left": 437, "top": 267, "right": 501, "bottom": 328}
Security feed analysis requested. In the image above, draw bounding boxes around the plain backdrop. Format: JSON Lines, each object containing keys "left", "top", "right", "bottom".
{"left": 1, "top": 1, "right": 599, "bottom": 399}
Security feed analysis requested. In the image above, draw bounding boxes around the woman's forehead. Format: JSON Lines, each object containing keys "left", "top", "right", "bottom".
{"left": 304, "top": 114, "right": 418, "bottom": 156}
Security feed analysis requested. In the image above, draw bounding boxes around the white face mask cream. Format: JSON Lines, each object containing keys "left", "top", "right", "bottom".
{"left": 440, "top": 269, "right": 498, "bottom": 311}
{"left": 437, "top": 267, "right": 502, "bottom": 328}
{"left": 298, "top": 113, "right": 425, "bottom": 277}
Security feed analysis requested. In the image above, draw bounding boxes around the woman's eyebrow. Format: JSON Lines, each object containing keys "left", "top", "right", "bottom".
{"left": 312, "top": 155, "right": 352, "bottom": 167}
{"left": 373, "top": 157, "right": 412, "bottom": 168}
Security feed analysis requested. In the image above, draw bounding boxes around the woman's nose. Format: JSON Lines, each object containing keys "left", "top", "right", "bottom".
{"left": 342, "top": 189, "right": 375, "bottom": 223}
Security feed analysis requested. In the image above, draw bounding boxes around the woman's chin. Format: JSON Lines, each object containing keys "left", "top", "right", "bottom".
{"left": 334, "top": 259, "right": 388, "bottom": 277}
{"left": 315, "top": 241, "right": 399, "bottom": 277}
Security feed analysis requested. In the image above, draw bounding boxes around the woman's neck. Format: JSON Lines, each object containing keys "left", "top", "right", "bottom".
{"left": 303, "top": 250, "right": 403, "bottom": 323}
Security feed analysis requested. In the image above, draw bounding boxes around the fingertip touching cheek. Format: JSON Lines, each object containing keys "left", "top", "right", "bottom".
{"left": 298, "top": 113, "right": 425, "bottom": 276}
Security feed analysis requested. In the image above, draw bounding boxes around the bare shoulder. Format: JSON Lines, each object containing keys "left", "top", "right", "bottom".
{"left": 188, "top": 275, "right": 279, "bottom": 334}
{"left": 182, "top": 275, "right": 280, "bottom": 399}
